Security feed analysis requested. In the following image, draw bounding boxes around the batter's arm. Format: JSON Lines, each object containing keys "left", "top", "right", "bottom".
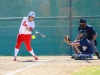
{"left": 26, "top": 27, "right": 33, "bottom": 32}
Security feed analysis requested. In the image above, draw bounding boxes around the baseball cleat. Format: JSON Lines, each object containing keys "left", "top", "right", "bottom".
{"left": 33, "top": 55, "right": 38, "bottom": 60}
{"left": 98, "top": 54, "right": 100, "bottom": 59}
{"left": 89, "top": 57, "right": 93, "bottom": 60}
{"left": 98, "top": 56, "right": 100, "bottom": 59}
{"left": 13, "top": 57, "right": 16, "bottom": 61}
{"left": 88, "top": 54, "right": 93, "bottom": 60}
{"left": 71, "top": 56, "right": 74, "bottom": 59}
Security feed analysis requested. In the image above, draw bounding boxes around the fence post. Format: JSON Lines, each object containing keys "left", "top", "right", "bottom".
{"left": 69, "top": 0, "right": 72, "bottom": 56}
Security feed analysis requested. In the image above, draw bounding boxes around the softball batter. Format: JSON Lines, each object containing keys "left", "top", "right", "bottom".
{"left": 13, "top": 12, "right": 38, "bottom": 61}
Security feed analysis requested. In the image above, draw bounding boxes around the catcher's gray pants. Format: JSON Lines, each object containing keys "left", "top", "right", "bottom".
{"left": 89, "top": 40, "right": 99, "bottom": 52}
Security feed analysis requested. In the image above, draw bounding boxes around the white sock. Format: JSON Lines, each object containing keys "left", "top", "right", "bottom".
{"left": 14, "top": 48, "right": 19, "bottom": 58}
{"left": 29, "top": 50, "right": 35, "bottom": 56}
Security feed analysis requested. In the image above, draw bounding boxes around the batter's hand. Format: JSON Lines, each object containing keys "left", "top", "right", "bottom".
{"left": 26, "top": 27, "right": 31, "bottom": 32}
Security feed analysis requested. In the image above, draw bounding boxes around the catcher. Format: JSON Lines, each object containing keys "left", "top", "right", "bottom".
{"left": 64, "top": 30, "right": 93, "bottom": 60}
{"left": 77, "top": 19, "right": 100, "bottom": 59}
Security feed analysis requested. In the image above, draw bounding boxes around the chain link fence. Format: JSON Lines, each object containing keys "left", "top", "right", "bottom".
{"left": 0, "top": 0, "right": 100, "bottom": 56}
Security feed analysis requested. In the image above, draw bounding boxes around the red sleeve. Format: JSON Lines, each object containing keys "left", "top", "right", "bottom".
{"left": 22, "top": 21, "right": 27, "bottom": 27}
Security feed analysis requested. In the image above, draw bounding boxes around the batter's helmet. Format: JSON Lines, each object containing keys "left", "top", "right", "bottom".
{"left": 28, "top": 12, "right": 35, "bottom": 18}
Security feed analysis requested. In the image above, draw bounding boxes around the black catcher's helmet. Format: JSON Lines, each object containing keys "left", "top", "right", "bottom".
{"left": 79, "top": 30, "right": 87, "bottom": 40}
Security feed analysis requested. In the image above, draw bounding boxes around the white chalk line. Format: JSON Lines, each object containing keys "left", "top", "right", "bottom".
{"left": 5, "top": 60, "right": 50, "bottom": 75}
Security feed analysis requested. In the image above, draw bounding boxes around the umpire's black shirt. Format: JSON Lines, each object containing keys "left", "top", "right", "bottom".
{"left": 78, "top": 25, "right": 96, "bottom": 40}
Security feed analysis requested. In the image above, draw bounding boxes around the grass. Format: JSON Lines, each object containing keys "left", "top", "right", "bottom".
{"left": 72, "top": 66, "right": 100, "bottom": 75}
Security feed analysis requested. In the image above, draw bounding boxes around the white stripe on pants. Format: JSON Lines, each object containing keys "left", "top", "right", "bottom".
{"left": 89, "top": 40, "right": 98, "bottom": 52}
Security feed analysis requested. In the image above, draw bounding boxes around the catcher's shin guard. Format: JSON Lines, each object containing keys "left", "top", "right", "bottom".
{"left": 74, "top": 54, "right": 91, "bottom": 60}
{"left": 74, "top": 54, "right": 85, "bottom": 60}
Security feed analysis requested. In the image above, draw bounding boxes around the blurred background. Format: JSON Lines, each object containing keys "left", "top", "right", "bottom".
{"left": 0, "top": 0, "right": 100, "bottom": 56}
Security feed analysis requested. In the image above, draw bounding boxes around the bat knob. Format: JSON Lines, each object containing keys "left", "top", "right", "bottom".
{"left": 42, "top": 35, "right": 45, "bottom": 38}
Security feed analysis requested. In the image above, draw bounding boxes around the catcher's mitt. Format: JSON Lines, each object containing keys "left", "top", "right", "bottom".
{"left": 64, "top": 35, "right": 72, "bottom": 45}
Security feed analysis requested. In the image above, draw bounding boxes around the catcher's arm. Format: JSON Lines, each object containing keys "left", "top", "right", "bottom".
{"left": 64, "top": 35, "right": 80, "bottom": 46}
{"left": 71, "top": 43, "right": 80, "bottom": 46}
{"left": 74, "top": 34, "right": 80, "bottom": 42}
{"left": 76, "top": 34, "right": 80, "bottom": 40}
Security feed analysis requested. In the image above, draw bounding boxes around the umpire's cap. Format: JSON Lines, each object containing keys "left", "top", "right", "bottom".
{"left": 79, "top": 18, "right": 86, "bottom": 23}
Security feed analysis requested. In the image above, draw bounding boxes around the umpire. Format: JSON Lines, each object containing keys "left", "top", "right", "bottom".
{"left": 76, "top": 18, "right": 100, "bottom": 59}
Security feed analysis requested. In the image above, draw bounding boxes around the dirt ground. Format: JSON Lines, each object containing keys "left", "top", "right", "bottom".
{"left": 0, "top": 56, "right": 100, "bottom": 75}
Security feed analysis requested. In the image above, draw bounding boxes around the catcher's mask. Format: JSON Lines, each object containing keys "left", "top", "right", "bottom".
{"left": 79, "top": 30, "right": 87, "bottom": 40}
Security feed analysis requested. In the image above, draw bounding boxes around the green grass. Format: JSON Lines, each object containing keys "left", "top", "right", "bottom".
{"left": 72, "top": 66, "right": 100, "bottom": 75}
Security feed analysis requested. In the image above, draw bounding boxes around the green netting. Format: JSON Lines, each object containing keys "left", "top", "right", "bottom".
{"left": 0, "top": 0, "right": 100, "bottom": 56}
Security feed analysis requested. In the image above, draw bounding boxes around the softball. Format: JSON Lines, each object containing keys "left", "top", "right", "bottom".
{"left": 31, "top": 35, "right": 36, "bottom": 39}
